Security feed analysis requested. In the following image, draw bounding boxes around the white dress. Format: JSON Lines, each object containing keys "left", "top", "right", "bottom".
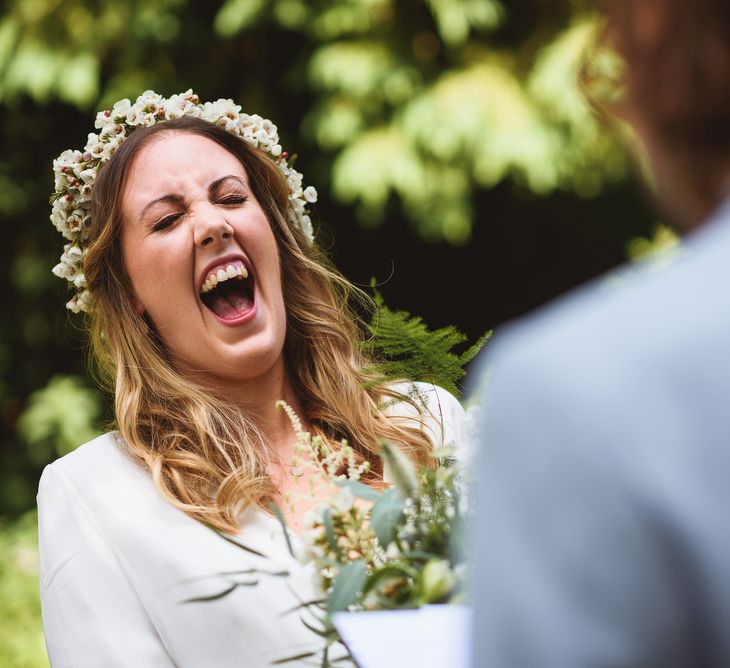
{"left": 37, "top": 383, "right": 467, "bottom": 668}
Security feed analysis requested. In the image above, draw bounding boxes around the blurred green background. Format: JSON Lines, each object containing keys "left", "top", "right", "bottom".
{"left": 0, "top": 0, "right": 664, "bottom": 664}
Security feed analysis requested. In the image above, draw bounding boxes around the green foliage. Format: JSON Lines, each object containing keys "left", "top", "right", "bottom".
{"left": 329, "top": 17, "right": 627, "bottom": 241}
{"left": 326, "top": 560, "right": 368, "bottom": 617}
{"left": 370, "top": 487, "right": 406, "bottom": 548}
{"left": 0, "top": 512, "right": 47, "bottom": 668}
{"left": 363, "top": 287, "right": 490, "bottom": 397}
{"left": 427, "top": 0, "right": 504, "bottom": 47}
{"left": 17, "top": 375, "right": 103, "bottom": 462}
{"left": 304, "top": 445, "right": 468, "bottom": 665}
{"left": 527, "top": 22, "right": 628, "bottom": 197}
{"left": 0, "top": 0, "right": 187, "bottom": 106}
{"left": 627, "top": 225, "right": 679, "bottom": 262}
{"left": 214, "top": 0, "right": 267, "bottom": 37}
{"left": 0, "top": 0, "right": 627, "bottom": 241}
{"left": 257, "top": 423, "right": 470, "bottom": 665}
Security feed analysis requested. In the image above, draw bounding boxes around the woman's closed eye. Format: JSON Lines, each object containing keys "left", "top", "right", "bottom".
{"left": 152, "top": 212, "right": 182, "bottom": 232}
{"left": 150, "top": 194, "right": 247, "bottom": 231}
{"left": 217, "top": 194, "right": 248, "bottom": 206}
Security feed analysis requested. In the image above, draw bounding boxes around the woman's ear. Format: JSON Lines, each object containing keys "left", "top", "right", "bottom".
{"left": 131, "top": 295, "right": 145, "bottom": 316}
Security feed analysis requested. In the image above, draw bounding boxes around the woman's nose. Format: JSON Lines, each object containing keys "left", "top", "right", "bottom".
{"left": 193, "top": 208, "right": 234, "bottom": 248}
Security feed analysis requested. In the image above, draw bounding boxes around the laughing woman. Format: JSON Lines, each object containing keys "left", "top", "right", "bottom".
{"left": 38, "top": 91, "right": 466, "bottom": 667}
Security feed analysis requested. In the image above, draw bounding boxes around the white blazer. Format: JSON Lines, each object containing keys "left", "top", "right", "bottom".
{"left": 38, "top": 382, "right": 467, "bottom": 667}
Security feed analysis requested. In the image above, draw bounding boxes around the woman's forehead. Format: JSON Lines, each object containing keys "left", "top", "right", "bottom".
{"left": 125, "top": 133, "right": 249, "bottom": 197}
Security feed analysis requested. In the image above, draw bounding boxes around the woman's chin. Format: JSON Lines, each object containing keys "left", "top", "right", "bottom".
{"left": 176, "top": 330, "right": 287, "bottom": 387}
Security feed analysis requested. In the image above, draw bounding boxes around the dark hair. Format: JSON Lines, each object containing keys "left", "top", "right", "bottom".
{"left": 595, "top": 1, "right": 730, "bottom": 212}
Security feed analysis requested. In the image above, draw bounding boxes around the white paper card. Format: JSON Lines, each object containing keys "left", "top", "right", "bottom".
{"left": 332, "top": 605, "right": 472, "bottom": 668}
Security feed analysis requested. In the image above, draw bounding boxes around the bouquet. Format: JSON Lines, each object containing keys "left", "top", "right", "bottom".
{"left": 268, "top": 400, "right": 470, "bottom": 666}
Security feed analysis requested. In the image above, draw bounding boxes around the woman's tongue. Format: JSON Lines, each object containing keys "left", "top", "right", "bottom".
{"left": 206, "top": 288, "right": 252, "bottom": 320}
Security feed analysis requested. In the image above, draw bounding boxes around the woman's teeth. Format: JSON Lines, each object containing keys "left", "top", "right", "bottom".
{"left": 201, "top": 263, "right": 249, "bottom": 294}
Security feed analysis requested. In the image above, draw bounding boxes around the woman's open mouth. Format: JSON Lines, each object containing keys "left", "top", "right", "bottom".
{"left": 200, "top": 259, "right": 255, "bottom": 322}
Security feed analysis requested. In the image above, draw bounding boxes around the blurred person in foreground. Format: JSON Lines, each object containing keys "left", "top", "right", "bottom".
{"left": 472, "top": 1, "right": 730, "bottom": 667}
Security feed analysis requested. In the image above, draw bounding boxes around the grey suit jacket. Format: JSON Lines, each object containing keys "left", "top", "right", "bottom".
{"left": 471, "top": 199, "right": 730, "bottom": 668}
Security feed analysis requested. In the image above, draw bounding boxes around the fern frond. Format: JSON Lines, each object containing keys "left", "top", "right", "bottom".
{"left": 361, "top": 284, "right": 490, "bottom": 397}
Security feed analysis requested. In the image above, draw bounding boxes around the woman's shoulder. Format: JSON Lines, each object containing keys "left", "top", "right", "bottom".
{"left": 385, "top": 381, "right": 468, "bottom": 451}
{"left": 38, "top": 432, "right": 153, "bottom": 510}
{"left": 390, "top": 380, "right": 462, "bottom": 409}
{"left": 41, "top": 432, "right": 134, "bottom": 481}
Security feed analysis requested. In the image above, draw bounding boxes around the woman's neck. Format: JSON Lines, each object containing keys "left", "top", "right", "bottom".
{"left": 186, "top": 356, "right": 307, "bottom": 447}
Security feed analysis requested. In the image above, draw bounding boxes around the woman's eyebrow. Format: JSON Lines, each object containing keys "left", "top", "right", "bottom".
{"left": 140, "top": 194, "right": 183, "bottom": 219}
{"left": 209, "top": 175, "right": 246, "bottom": 193}
{"left": 138, "top": 176, "right": 245, "bottom": 218}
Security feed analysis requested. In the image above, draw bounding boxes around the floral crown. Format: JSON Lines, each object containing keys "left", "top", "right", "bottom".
{"left": 50, "top": 89, "right": 317, "bottom": 313}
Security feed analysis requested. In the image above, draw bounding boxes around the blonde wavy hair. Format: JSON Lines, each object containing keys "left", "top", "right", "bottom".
{"left": 83, "top": 116, "right": 434, "bottom": 533}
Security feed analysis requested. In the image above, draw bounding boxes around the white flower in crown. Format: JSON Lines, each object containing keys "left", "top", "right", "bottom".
{"left": 290, "top": 198, "right": 306, "bottom": 216}
{"left": 303, "top": 186, "right": 318, "bottom": 203}
{"left": 201, "top": 99, "right": 241, "bottom": 124}
{"left": 50, "top": 89, "right": 317, "bottom": 313}
{"left": 299, "top": 215, "right": 313, "bottom": 240}
{"left": 67, "top": 288, "right": 92, "bottom": 314}
{"left": 65, "top": 209, "right": 90, "bottom": 239}
{"left": 101, "top": 136, "right": 124, "bottom": 161}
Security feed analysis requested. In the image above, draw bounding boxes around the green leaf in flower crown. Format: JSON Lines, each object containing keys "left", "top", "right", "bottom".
{"left": 335, "top": 478, "right": 382, "bottom": 502}
{"left": 327, "top": 560, "right": 368, "bottom": 617}
{"left": 370, "top": 487, "right": 405, "bottom": 547}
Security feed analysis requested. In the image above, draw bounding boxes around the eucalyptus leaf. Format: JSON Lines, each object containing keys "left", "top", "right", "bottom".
{"left": 323, "top": 507, "right": 341, "bottom": 559}
{"left": 326, "top": 560, "right": 367, "bottom": 617}
{"left": 269, "top": 502, "right": 296, "bottom": 559}
{"left": 271, "top": 651, "right": 317, "bottom": 665}
{"left": 380, "top": 440, "right": 419, "bottom": 500}
{"left": 398, "top": 550, "right": 443, "bottom": 562}
{"left": 370, "top": 487, "right": 405, "bottom": 547}
{"left": 301, "top": 615, "right": 336, "bottom": 639}
{"left": 335, "top": 478, "right": 381, "bottom": 502}
{"left": 178, "top": 567, "right": 287, "bottom": 585}
{"left": 208, "top": 528, "right": 269, "bottom": 559}
{"left": 362, "top": 563, "right": 419, "bottom": 596}
{"left": 181, "top": 580, "right": 258, "bottom": 604}
{"left": 279, "top": 598, "right": 327, "bottom": 616}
